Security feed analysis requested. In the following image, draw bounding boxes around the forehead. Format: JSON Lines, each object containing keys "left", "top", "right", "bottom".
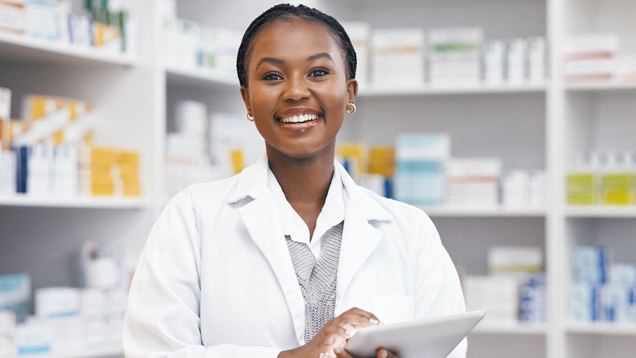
{"left": 248, "top": 18, "right": 344, "bottom": 64}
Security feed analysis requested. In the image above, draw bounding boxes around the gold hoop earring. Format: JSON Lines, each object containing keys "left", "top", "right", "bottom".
{"left": 246, "top": 112, "right": 254, "bottom": 121}
{"left": 346, "top": 103, "right": 356, "bottom": 114}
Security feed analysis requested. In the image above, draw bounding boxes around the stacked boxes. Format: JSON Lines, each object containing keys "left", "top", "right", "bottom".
{"left": 79, "top": 146, "right": 140, "bottom": 197}
{"left": 0, "top": 0, "right": 135, "bottom": 54}
{"left": 445, "top": 157, "right": 501, "bottom": 207}
{"left": 570, "top": 246, "right": 636, "bottom": 323}
{"left": 463, "top": 275, "right": 520, "bottom": 322}
{"left": 371, "top": 28, "right": 425, "bottom": 88}
{"left": 464, "top": 246, "right": 546, "bottom": 323}
{"left": 395, "top": 133, "right": 449, "bottom": 206}
{"left": 564, "top": 33, "right": 619, "bottom": 82}
{"left": 336, "top": 144, "right": 395, "bottom": 199}
{"left": 567, "top": 150, "right": 636, "bottom": 206}
{"left": 163, "top": 15, "right": 241, "bottom": 77}
{"left": 428, "top": 28, "right": 483, "bottom": 87}
{"left": 0, "top": 91, "right": 141, "bottom": 199}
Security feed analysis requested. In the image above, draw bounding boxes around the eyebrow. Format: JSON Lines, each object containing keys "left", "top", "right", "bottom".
{"left": 255, "top": 53, "right": 335, "bottom": 70}
{"left": 307, "top": 53, "right": 334, "bottom": 63}
{"left": 256, "top": 57, "right": 284, "bottom": 69}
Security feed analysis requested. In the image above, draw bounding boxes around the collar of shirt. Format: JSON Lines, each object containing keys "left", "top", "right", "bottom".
{"left": 267, "top": 164, "right": 346, "bottom": 259}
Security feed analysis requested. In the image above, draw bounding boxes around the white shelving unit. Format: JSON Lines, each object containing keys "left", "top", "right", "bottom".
{"left": 1, "top": 0, "right": 635, "bottom": 357}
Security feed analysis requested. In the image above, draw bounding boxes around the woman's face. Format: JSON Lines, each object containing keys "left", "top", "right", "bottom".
{"left": 240, "top": 19, "right": 357, "bottom": 162}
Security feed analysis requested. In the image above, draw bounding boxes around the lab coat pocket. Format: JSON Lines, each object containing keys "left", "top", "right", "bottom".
{"left": 369, "top": 295, "right": 415, "bottom": 325}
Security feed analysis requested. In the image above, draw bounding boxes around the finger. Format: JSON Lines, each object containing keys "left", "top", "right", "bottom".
{"left": 334, "top": 347, "right": 353, "bottom": 358}
{"left": 376, "top": 348, "right": 396, "bottom": 358}
{"left": 336, "top": 308, "right": 381, "bottom": 328}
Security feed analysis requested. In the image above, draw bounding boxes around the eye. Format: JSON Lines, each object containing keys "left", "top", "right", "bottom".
{"left": 308, "top": 68, "right": 330, "bottom": 77}
{"left": 262, "top": 72, "right": 283, "bottom": 81}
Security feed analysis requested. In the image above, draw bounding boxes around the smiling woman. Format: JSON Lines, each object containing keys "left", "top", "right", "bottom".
{"left": 123, "top": 4, "right": 467, "bottom": 358}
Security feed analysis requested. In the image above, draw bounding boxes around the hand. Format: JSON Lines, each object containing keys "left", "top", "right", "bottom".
{"left": 334, "top": 347, "right": 399, "bottom": 358}
{"left": 278, "top": 307, "right": 384, "bottom": 358}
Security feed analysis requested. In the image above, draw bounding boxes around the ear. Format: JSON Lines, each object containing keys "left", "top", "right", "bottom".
{"left": 240, "top": 86, "right": 252, "bottom": 115}
{"left": 346, "top": 78, "right": 358, "bottom": 105}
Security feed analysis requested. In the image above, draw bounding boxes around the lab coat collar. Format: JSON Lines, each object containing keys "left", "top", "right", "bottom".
{"left": 228, "top": 154, "right": 269, "bottom": 204}
{"left": 229, "top": 155, "right": 391, "bottom": 222}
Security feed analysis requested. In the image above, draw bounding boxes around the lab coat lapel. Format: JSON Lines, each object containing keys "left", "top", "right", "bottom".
{"left": 337, "top": 200, "right": 383, "bottom": 309}
{"left": 335, "top": 162, "right": 389, "bottom": 310}
{"left": 234, "top": 165, "right": 306, "bottom": 345}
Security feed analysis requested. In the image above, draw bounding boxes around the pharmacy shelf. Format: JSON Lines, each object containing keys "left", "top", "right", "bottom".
{"left": 564, "top": 206, "right": 636, "bottom": 218}
{"left": 0, "top": 32, "right": 137, "bottom": 67}
{"left": 565, "top": 81, "right": 636, "bottom": 92}
{"left": 421, "top": 206, "right": 546, "bottom": 218}
{"left": 166, "top": 66, "right": 239, "bottom": 89}
{"left": 49, "top": 344, "right": 123, "bottom": 358}
{"left": 471, "top": 321, "right": 548, "bottom": 336}
{"left": 565, "top": 323, "right": 636, "bottom": 336}
{"left": 0, "top": 196, "right": 151, "bottom": 209}
{"left": 357, "top": 82, "right": 547, "bottom": 97}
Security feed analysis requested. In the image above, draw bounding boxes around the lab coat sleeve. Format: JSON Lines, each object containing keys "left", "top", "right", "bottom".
{"left": 123, "top": 193, "right": 282, "bottom": 358}
{"left": 414, "top": 214, "right": 467, "bottom": 358}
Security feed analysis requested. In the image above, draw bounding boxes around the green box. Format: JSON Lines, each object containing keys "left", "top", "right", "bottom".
{"left": 602, "top": 173, "right": 636, "bottom": 205}
{"left": 567, "top": 173, "right": 598, "bottom": 205}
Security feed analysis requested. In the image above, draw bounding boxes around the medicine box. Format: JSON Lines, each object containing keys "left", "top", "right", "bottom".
{"left": 445, "top": 157, "right": 501, "bottom": 207}
{"left": 564, "top": 33, "right": 619, "bottom": 82}
{"left": 371, "top": 28, "right": 425, "bottom": 87}
{"left": 574, "top": 246, "right": 610, "bottom": 285}
{"left": 394, "top": 133, "right": 449, "bottom": 206}
{"left": 0, "top": 0, "right": 26, "bottom": 35}
{"left": 489, "top": 246, "right": 543, "bottom": 276}
{"left": 601, "top": 173, "right": 636, "bottom": 205}
{"left": 567, "top": 172, "right": 598, "bottom": 205}
{"left": 569, "top": 282, "right": 602, "bottom": 322}
{"left": 428, "top": 27, "right": 483, "bottom": 87}
{"left": 463, "top": 275, "right": 519, "bottom": 322}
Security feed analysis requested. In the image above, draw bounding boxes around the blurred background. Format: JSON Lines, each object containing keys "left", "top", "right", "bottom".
{"left": 1, "top": 0, "right": 636, "bottom": 357}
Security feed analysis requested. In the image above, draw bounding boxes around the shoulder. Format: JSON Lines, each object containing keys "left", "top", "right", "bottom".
{"left": 170, "top": 173, "right": 242, "bottom": 211}
{"left": 353, "top": 185, "right": 435, "bottom": 233}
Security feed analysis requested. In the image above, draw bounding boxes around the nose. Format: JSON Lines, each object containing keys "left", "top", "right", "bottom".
{"left": 283, "top": 73, "right": 310, "bottom": 102}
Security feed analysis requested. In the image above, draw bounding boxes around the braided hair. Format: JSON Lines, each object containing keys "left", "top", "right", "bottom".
{"left": 236, "top": 3, "right": 357, "bottom": 87}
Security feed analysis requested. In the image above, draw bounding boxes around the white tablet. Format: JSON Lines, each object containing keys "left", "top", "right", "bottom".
{"left": 344, "top": 310, "right": 486, "bottom": 358}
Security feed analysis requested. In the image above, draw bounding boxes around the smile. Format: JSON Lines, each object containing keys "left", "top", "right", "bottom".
{"left": 278, "top": 113, "right": 321, "bottom": 123}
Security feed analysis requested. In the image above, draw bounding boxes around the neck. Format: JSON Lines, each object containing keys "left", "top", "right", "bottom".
{"left": 267, "top": 147, "right": 335, "bottom": 239}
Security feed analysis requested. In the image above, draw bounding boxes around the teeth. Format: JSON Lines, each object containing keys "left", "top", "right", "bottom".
{"left": 280, "top": 114, "right": 319, "bottom": 123}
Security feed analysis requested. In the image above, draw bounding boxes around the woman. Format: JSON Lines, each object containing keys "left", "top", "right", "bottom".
{"left": 124, "top": 4, "right": 466, "bottom": 358}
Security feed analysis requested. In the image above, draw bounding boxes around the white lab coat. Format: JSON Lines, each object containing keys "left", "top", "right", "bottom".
{"left": 123, "top": 156, "right": 466, "bottom": 358}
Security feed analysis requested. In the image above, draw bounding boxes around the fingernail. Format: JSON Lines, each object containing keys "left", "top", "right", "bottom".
{"left": 381, "top": 350, "right": 388, "bottom": 358}
{"left": 369, "top": 318, "right": 380, "bottom": 325}
{"left": 348, "top": 328, "right": 358, "bottom": 338}
{"left": 320, "top": 354, "right": 324, "bottom": 358}
{"left": 334, "top": 347, "right": 342, "bottom": 354}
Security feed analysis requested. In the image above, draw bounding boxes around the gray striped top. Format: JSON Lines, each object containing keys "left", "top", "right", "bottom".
{"left": 286, "top": 220, "right": 344, "bottom": 342}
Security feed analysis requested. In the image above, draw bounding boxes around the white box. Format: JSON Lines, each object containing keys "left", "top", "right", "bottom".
{"left": 489, "top": 246, "right": 543, "bottom": 275}
{"left": 35, "top": 287, "right": 80, "bottom": 319}
{"left": 506, "top": 38, "right": 526, "bottom": 84}
{"left": 372, "top": 28, "right": 425, "bottom": 87}
{"left": 428, "top": 27, "right": 483, "bottom": 86}
{"left": 615, "top": 55, "right": 636, "bottom": 82}
{"left": 463, "top": 275, "right": 519, "bottom": 322}
{"left": 564, "top": 33, "right": 619, "bottom": 82}
{"left": 483, "top": 39, "right": 505, "bottom": 85}
{"left": 527, "top": 37, "right": 546, "bottom": 83}
{"left": 0, "top": 0, "right": 26, "bottom": 35}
